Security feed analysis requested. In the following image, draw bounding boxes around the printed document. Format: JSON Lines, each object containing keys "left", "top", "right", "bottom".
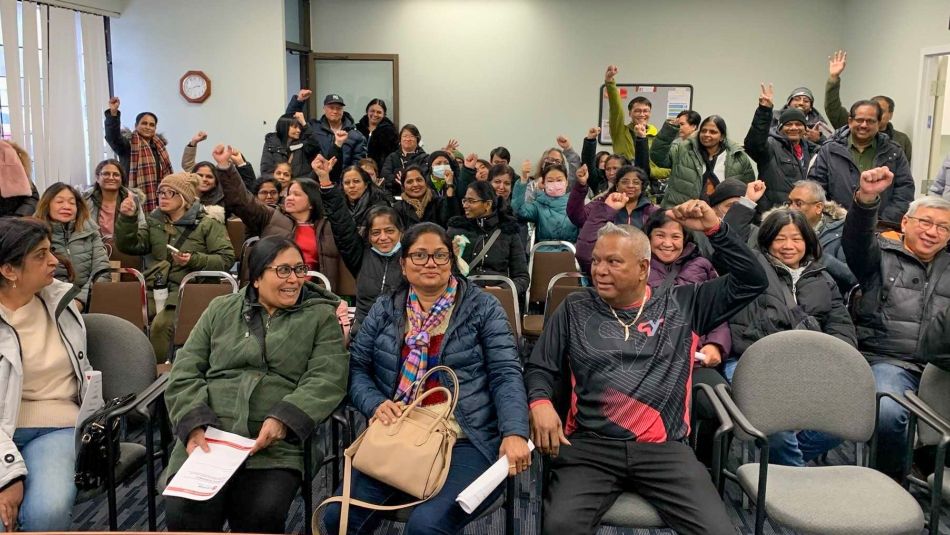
{"left": 163, "top": 427, "right": 255, "bottom": 501}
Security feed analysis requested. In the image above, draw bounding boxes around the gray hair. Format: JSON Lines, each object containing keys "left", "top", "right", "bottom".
{"left": 791, "top": 180, "right": 827, "bottom": 203}
{"left": 596, "top": 222, "right": 651, "bottom": 261}
{"left": 908, "top": 195, "right": 950, "bottom": 217}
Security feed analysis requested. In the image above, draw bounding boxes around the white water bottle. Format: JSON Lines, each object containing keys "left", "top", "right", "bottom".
{"left": 153, "top": 273, "right": 169, "bottom": 313}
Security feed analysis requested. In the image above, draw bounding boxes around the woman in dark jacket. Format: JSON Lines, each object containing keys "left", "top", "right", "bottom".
{"left": 726, "top": 208, "right": 856, "bottom": 467}
{"left": 447, "top": 182, "right": 530, "bottom": 296}
{"left": 380, "top": 124, "right": 428, "bottom": 196}
{"left": 0, "top": 140, "right": 39, "bottom": 218}
{"left": 339, "top": 165, "right": 392, "bottom": 235}
{"left": 356, "top": 98, "right": 399, "bottom": 170}
{"left": 392, "top": 164, "right": 460, "bottom": 228}
{"left": 259, "top": 113, "right": 321, "bottom": 178}
{"left": 323, "top": 223, "right": 530, "bottom": 535}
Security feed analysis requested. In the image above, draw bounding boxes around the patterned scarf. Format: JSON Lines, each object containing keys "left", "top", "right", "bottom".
{"left": 395, "top": 276, "right": 459, "bottom": 402}
{"left": 129, "top": 133, "right": 173, "bottom": 212}
{"left": 404, "top": 187, "right": 433, "bottom": 219}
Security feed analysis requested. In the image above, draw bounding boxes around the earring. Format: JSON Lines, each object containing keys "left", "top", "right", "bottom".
{"left": 11, "top": 281, "right": 16, "bottom": 288}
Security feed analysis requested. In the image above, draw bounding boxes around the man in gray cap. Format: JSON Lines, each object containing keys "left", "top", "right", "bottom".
{"left": 286, "top": 89, "right": 366, "bottom": 169}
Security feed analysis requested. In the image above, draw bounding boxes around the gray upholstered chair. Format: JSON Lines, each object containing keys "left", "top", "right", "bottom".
{"left": 77, "top": 313, "right": 169, "bottom": 530}
{"left": 715, "top": 330, "right": 925, "bottom": 535}
{"left": 904, "top": 364, "right": 950, "bottom": 535}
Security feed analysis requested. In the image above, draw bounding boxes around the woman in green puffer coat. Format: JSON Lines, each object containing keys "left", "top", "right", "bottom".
{"left": 163, "top": 236, "right": 347, "bottom": 533}
{"left": 652, "top": 115, "right": 756, "bottom": 208}
{"left": 34, "top": 183, "right": 110, "bottom": 310}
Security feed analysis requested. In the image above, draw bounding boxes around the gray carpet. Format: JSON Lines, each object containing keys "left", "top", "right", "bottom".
{"left": 70, "top": 429, "right": 948, "bottom": 534}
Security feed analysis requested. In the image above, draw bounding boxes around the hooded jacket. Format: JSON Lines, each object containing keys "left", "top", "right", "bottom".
{"left": 806, "top": 125, "right": 914, "bottom": 224}
{"left": 573, "top": 186, "right": 659, "bottom": 274}
{"left": 165, "top": 282, "right": 347, "bottom": 476}
{"left": 0, "top": 181, "right": 38, "bottom": 218}
{"left": 114, "top": 201, "right": 235, "bottom": 307}
{"left": 284, "top": 98, "right": 367, "bottom": 168}
{"left": 82, "top": 184, "right": 147, "bottom": 238}
{"left": 511, "top": 179, "right": 578, "bottom": 244}
{"left": 380, "top": 147, "right": 428, "bottom": 196}
{"left": 356, "top": 116, "right": 399, "bottom": 169}
{"left": 746, "top": 104, "right": 818, "bottom": 210}
{"left": 0, "top": 280, "right": 100, "bottom": 490}
{"left": 49, "top": 220, "right": 111, "bottom": 307}
{"left": 348, "top": 276, "right": 530, "bottom": 464}
{"left": 652, "top": 121, "right": 756, "bottom": 208}
{"left": 447, "top": 210, "right": 530, "bottom": 296}
{"left": 259, "top": 128, "right": 322, "bottom": 180}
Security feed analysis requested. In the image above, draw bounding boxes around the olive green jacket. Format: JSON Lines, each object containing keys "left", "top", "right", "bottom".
{"left": 606, "top": 80, "right": 670, "bottom": 180}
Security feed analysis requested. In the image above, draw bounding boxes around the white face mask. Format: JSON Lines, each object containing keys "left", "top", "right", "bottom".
{"left": 431, "top": 164, "right": 450, "bottom": 179}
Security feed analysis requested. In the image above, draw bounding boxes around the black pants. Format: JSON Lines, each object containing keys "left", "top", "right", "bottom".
{"left": 542, "top": 435, "right": 735, "bottom": 535}
{"left": 164, "top": 467, "right": 300, "bottom": 533}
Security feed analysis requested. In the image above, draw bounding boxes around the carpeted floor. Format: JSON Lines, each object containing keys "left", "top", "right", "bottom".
{"left": 70, "top": 426, "right": 948, "bottom": 534}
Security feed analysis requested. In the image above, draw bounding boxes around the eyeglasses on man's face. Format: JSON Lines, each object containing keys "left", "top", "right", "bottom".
{"left": 907, "top": 216, "right": 950, "bottom": 236}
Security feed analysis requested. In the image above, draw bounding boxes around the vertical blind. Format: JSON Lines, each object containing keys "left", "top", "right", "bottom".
{"left": 0, "top": 0, "right": 110, "bottom": 190}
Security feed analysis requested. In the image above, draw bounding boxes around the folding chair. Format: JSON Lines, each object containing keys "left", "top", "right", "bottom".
{"left": 108, "top": 241, "right": 143, "bottom": 270}
{"left": 169, "top": 271, "right": 238, "bottom": 361}
{"left": 522, "top": 241, "right": 579, "bottom": 338}
{"left": 86, "top": 267, "right": 149, "bottom": 334}
{"left": 469, "top": 274, "right": 522, "bottom": 350}
{"left": 306, "top": 270, "right": 333, "bottom": 292}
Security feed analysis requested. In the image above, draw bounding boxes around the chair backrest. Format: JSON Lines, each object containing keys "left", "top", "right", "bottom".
{"left": 336, "top": 260, "right": 358, "bottom": 298}
{"left": 469, "top": 275, "right": 522, "bottom": 347}
{"left": 542, "top": 272, "right": 585, "bottom": 321}
{"left": 83, "top": 313, "right": 157, "bottom": 401}
{"left": 917, "top": 364, "right": 950, "bottom": 445}
{"left": 108, "top": 242, "right": 143, "bottom": 270}
{"left": 86, "top": 268, "right": 149, "bottom": 334}
{"left": 526, "top": 241, "right": 579, "bottom": 305}
{"left": 225, "top": 217, "right": 246, "bottom": 256}
{"left": 732, "top": 330, "right": 877, "bottom": 441}
{"left": 173, "top": 271, "right": 238, "bottom": 349}
{"left": 306, "top": 271, "right": 332, "bottom": 292}
{"left": 238, "top": 236, "right": 260, "bottom": 287}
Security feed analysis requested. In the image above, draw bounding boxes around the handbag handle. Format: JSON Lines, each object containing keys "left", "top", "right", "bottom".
{"left": 411, "top": 365, "right": 460, "bottom": 416}
{"left": 390, "top": 386, "right": 456, "bottom": 445}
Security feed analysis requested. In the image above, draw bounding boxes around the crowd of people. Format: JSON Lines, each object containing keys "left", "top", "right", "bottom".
{"left": 0, "top": 49, "right": 949, "bottom": 534}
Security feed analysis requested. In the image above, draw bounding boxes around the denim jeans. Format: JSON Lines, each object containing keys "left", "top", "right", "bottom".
{"left": 0, "top": 427, "right": 77, "bottom": 532}
{"left": 321, "top": 439, "right": 502, "bottom": 535}
{"left": 871, "top": 362, "right": 921, "bottom": 475}
{"left": 768, "top": 430, "right": 842, "bottom": 466}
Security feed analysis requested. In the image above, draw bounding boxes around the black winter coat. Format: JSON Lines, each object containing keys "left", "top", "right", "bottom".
{"left": 356, "top": 116, "right": 399, "bottom": 170}
{"left": 380, "top": 148, "right": 428, "bottom": 196}
{"left": 447, "top": 210, "right": 530, "bottom": 296}
{"left": 728, "top": 255, "right": 855, "bottom": 358}
{"left": 392, "top": 193, "right": 460, "bottom": 229}
{"left": 0, "top": 180, "right": 38, "bottom": 218}
{"left": 843, "top": 200, "right": 950, "bottom": 369}
{"left": 259, "top": 129, "right": 321, "bottom": 179}
{"left": 745, "top": 104, "right": 817, "bottom": 210}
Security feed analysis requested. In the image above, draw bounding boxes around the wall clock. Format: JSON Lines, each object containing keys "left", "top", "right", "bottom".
{"left": 180, "top": 70, "right": 211, "bottom": 103}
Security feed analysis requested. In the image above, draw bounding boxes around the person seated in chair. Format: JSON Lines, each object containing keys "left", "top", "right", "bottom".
{"left": 163, "top": 236, "right": 348, "bottom": 533}
{"left": 526, "top": 200, "right": 768, "bottom": 535}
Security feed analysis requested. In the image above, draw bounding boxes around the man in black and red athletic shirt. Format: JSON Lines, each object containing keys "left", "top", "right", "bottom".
{"left": 526, "top": 199, "right": 767, "bottom": 535}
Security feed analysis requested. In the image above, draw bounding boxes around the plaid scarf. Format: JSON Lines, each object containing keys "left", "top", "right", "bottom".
{"left": 129, "top": 133, "right": 172, "bottom": 212}
{"left": 395, "top": 276, "right": 458, "bottom": 402}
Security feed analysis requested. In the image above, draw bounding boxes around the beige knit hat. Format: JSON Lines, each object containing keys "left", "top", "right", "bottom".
{"left": 159, "top": 172, "right": 200, "bottom": 206}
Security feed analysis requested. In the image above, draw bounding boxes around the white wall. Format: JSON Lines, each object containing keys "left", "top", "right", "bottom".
{"left": 312, "top": 0, "right": 847, "bottom": 163}
{"left": 109, "top": 0, "right": 286, "bottom": 174}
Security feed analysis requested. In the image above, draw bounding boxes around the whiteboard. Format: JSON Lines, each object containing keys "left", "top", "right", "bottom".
{"left": 314, "top": 59, "right": 396, "bottom": 124}
{"left": 598, "top": 84, "right": 693, "bottom": 145}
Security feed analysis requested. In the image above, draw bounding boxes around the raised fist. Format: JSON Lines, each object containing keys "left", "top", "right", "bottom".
{"left": 576, "top": 164, "right": 589, "bottom": 186}
{"left": 211, "top": 144, "right": 233, "bottom": 167}
{"left": 856, "top": 166, "right": 894, "bottom": 204}
{"left": 463, "top": 152, "right": 477, "bottom": 169}
{"left": 108, "top": 96, "right": 120, "bottom": 115}
{"left": 333, "top": 129, "right": 349, "bottom": 147}
{"left": 665, "top": 200, "right": 720, "bottom": 232}
{"left": 520, "top": 159, "right": 533, "bottom": 181}
{"left": 293, "top": 112, "right": 306, "bottom": 126}
{"left": 605, "top": 192, "right": 629, "bottom": 210}
{"left": 633, "top": 123, "right": 647, "bottom": 138}
{"left": 556, "top": 135, "right": 571, "bottom": 150}
{"left": 190, "top": 131, "right": 207, "bottom": 145}
{"left": 586, "top": 126, "right": 601, "bottom": 140}
{"left": 605, "top": 65, "right": 619, "bottom": 83}
{"left": 297, "top": 89, "right": 313, "bottom": 101}
{"left": 744, "top": 180, "right": 766, "bottom": 203}
{"left": 230, "top": 150, "right": 246, "bottom": 166}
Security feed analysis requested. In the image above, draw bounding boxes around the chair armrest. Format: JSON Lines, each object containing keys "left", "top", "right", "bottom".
{"left": 713, "top": 383, "right": 767, "bottom": 445}
{"left": 104, "top": 374, "right": 169, "bottom": 422}
{"left": 905, "top": 392, "right": 950, "bottom": 436}
{"left": 694, "top": 382, "right": 733, "bottom": 436}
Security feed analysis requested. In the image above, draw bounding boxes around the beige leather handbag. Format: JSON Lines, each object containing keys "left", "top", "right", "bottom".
{"left": 316, "top": 366, "right": 459, "bottom": 534}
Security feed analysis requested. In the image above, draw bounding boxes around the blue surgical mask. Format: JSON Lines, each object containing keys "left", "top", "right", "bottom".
{"left": 371, "top": 241, "right": 402, "bottom": 257}
{"left": 431, "top": 164, "right": 450, "bottom": 179}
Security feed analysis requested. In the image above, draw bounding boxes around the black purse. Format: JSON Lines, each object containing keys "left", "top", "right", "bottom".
{"left": 74, "top": 393, "right": 136, "bottom": 490}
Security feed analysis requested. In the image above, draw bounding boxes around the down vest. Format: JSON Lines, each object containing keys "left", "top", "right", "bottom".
{"left": 843, "top": 199, "right": 950, "bottom": 369}
{"left": 348, "top": 277, "right": 530, "bottom": 464}
{"left": 49, "top": 220, "right": 111, "bottom": 307}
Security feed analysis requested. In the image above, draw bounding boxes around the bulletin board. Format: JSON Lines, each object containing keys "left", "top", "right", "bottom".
{"left": 598, "top": 84, "right": 693, "bottom": 145}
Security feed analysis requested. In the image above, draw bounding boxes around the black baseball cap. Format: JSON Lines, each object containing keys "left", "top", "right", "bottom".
{"left": 324, "top": 94, "right": 345, "bottom": 106}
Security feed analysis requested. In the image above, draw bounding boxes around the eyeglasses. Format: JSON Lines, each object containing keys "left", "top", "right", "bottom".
{"left": 461, "top": 198, "right": 488, "bottom": 206}
{"left": 258, "top": 190, "right": 279, "bottom": 197}
{"left": 850, "top": 118, "right": 878, "bottom": 126}
{"left": 618, "top": 179, "right": 642, "bottom": 187}
{"left": 157, "top": 189, "right": 179, "bottom": 199}
{"left": 98, "top": 172, "right": 122, "bottom": 178}
{"left": 907, "top": 216, "right": 950, "bottom": 236}
{"left": 407, "top": 251, "right": 452, "bottom": 266}
{"left": 786, "top": 199, "right": 820, "bottom": 209}
{"left": 265, "top": 263, "right": 308, "bottom": 278}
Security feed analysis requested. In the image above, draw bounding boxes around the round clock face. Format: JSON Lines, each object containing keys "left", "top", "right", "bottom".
{"left": 182, "top": 75, "right": 208, "bottom": 100}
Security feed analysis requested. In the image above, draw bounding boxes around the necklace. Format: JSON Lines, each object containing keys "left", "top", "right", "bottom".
{"left": 608, "top": 294, "right": 648, "bottom": 341}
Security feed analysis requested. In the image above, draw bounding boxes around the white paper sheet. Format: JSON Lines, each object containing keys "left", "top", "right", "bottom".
{"left": 456, "top": 440, "right": 535, "bottom": 514}
{"left": 162, "top": 427, "right": 255, "bottom": 501}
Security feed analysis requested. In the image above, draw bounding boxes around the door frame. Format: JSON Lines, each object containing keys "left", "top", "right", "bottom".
{"left": 307, "top": 52, "right": 400, "bottom": 125}
{"left": 912, "top": 44, "right": 950, "bottom": 189}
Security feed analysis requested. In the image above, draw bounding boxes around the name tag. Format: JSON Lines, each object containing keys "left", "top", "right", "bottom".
{"left": 289, "top": 143, "right": 303, "bottom": 151}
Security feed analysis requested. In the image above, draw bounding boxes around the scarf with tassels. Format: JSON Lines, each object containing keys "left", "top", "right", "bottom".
{"left": 405, "top": 187, "right": 433, "bottom": 219}
{"left": 394, "top": 276, "right": 458, "bottom": 402}
{"left": 129, "top": 133, "right": 173, "bottom": 212}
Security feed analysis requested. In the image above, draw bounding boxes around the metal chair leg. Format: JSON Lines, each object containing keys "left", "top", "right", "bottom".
{"left": 304, "top": 438, "right": 314, "bottom": 535}
{"left": 504, "top": 476, "right": 515, "bottom": 535}
{"left": 145, "top": 417, "right": 157, "bottom": 531}
{"left": 106, "top": 424, "right": 119, "bottom": 531}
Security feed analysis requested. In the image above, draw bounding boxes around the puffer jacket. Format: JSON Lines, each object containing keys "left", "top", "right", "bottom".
{"left": 114, "top": 201, "right": 235, "bottom": 307}
{"left": 652, "top": 121, "right": 756, "bottom": 208}
{"left": 843, "top": 199, "right": 950, "bottom": 369}
{"left": 259, "top": 128, "right": 321, "bottom": 179}
{"left": 380, "top": 147, "right": 428, "bottom": 196}
{"left": 49, "top": 220, "right": 111, "bottom": 307}
{"left": 0, "top": 280, "right": 100, "bottom": 489}
{"left": 573, "top": 191, "right": 659, "bottom": 274}
{"left": 511, "top": 179, "right": 578, "bottom": 244}
{"left": 745, "top": 104, "right": 818, "bottom": 210}
{"left": 217, "top": 164, "right": 341, "bottom": 288}
{"left": 348, "top": 276, "right": 530, "bottom": 464}
{"left": 447, "top": 210, "right": 530, "bottom": 296}
{"left": 807, "top": 126, "right": 914, "bottom": 224}
{"left": 0, "top": 181, "right": 38, "bottom": 218}
{"left": 284, "top": 98, "right": 366, "bottom": 167}
{"left": 647, "top": 242, "right": 732, "bottom": 356}
{"left": 356, "top": 116, "right": 399, "bottom": 170}
{"left": 83, "top": 184, "right": 147, "bottom": 238}
{"left": 728, "top": 255, "right": 856, "bottom": 358}
{"left": 321, "top": 185, "right": 403, "bottom": 330}
{"left": 165, "top": 282, "right": 347, "bottom": 476}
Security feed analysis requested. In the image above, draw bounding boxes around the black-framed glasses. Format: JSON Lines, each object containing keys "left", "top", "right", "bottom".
{"left": 266, "top": 263, "right": 308, "bottom": 278}
{"left": 907, "top": 216, "right": 950, "bottom": 236}
{"left": 258, "top": 189, "right": 279, "bottom": 198}
{"left": 157, "top": 189, "right": 179, "bottom": 199}
{"left": 407, "top": 251, "right": 452, "bottom": 266}
{"left": 618, "top": 179, "right": 642, "bottom": 187}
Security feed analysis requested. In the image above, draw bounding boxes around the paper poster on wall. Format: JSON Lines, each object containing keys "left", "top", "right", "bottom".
{"left": 598, "top": 84, "right": 694, "bottom": 145}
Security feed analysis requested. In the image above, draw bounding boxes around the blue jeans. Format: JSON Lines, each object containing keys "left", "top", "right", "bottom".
{"left": 723, "top": 357, "right": 738, "bottom": 382}
{"left": 0, "top": 427, "right": 77, "bottom": 532}
{"left": 321, "top": 439, "right": 502, "bottom": 535}
{"left": 768, "top": 430, "right": 842, "bottom": 466}
{"left": 871, "top": 362, "right": 921, "bottom": 475}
